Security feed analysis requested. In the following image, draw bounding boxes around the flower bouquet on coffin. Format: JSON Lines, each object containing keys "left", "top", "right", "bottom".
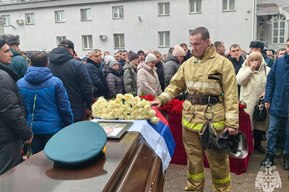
{"left": 92, "top": 94, "right": 159, "bottom": 124}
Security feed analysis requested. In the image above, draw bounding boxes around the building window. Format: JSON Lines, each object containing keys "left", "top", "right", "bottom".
{"left": 158, "top": 31, "right": 170, "bottom": 47}
{"left": 82, "top": 35, "right": 93, "bottom": 50}
{"left": 113, "top": 33, "right": 125, "bottom": 49}
{"left": 158, "top": 2, "right": 170, "bottom": 16}
{"left": 222, "top": 0, "right": 235, "bottom": 11}
{"left": 112, "top": 6, "right": 124, "bottom": 19}
{"left": 272, "top": 14, "right": 287, "bottom": 44}
{"left": 56, "top": 36, "right": 66, "bottom": 46}
{"left": 80, "top": 8, "right": 91, "bottom": 21}
{"left": 1, "top": 15, "right": 10, "bottom": 26}
{"left": 55, "top": 10, "right": 65, "bottom": 23}
{"left": 25, "top": 13, "right": 35, "bottom": 25}
{"left": 257, "top": 17, "right": 265, "bottom": 42}
{"left": 189, "top": 0, "right": 202, "bottom": 13}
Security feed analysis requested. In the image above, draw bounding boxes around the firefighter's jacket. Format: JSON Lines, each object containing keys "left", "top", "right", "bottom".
{"left": 158, "top": 45, "right": 239, "bottom": 132}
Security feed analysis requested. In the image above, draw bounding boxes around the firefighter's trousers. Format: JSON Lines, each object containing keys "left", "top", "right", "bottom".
{"left": 183, "top": 127, "right": 231, "bottom": 192}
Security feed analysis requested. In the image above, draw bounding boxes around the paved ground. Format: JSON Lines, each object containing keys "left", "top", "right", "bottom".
{"left": 164, "top": 149, "right": 289, "bottom": 192}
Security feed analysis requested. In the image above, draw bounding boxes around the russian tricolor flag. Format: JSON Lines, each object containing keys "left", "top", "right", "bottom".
{"left": 129, "top": 107, "right": 176, "bottom": 172}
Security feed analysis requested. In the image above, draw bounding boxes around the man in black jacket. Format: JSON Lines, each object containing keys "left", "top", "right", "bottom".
{"left": 49, "top": 39, "right": 93, "bottom": 122}
{"left": 227, "top": 44, "right": 245, "bottom": 75}
{"left": 86, "top": 49, "right": 109, "bottom": 98}
{"left": 153, "top": 50, "right": 165, "bottom": 91}
{"left": 0, "top": 39, "right": 32, "bottom": 175}
{"left": 227, "top": 44, "right": 245, "bottom": 97}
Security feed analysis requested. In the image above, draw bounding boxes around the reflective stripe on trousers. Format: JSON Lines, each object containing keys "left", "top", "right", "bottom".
{"left": 187, "top": 172, "right": 231, "bottom": 184}
{"left": 187, "top": 172, "right": 205, "bottom": 180}
{"left": 182, "top": 118, "right": 225, "bottom": 131}
{"left": 213, "top": 175, "right": 231, "bottom": 184}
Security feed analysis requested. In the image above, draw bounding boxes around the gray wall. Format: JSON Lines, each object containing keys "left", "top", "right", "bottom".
{"left": 1, "top": 0, "right": 255, "bottom": 55}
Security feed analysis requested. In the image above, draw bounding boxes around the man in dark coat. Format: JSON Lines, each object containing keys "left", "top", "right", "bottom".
{"left": 86, "top": 49, "right": 109, "bottom": 98}
{"left": 180, "top": 43, "right": 192, "bottom": 62}
{"left": 227, "top": 44, "right": 245, "bottom": 75}
{"left": 227, "top": 44, "right": 245, "bottom": 97}
{"left": 0, "top": 39, "right": 32, "bottom": 175}
{"left": 153, "top": 50, "right": 165, "bottom": 91}
{"left": 261, "top": 38, "right": 289, "bottom": 170}
{"left": 164, "top": 44, "right": 185, "bottom": 88}
{"left": 49, "top": 39, "right": 93, "bottom": 122}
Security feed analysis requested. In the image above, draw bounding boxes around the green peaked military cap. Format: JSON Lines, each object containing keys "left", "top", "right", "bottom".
{"left": 44, "top": 121, "right": 107, "bottom": 167}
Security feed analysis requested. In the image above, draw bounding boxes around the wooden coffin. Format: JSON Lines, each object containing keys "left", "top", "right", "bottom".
{"left": 0, "top": 132, "right": 164, "bottom": 192}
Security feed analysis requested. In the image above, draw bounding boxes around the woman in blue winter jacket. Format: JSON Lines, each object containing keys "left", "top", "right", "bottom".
{"left": 17, "top": 52, "right": 73, "bottom": 154}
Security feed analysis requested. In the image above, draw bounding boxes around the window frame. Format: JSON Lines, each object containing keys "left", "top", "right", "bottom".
{"left": 256, "top": 17, "right": 265, "bottom": 43}
{"left": 272, "top": 14, "right": 287, "bottom": 44}
{"left": 158, "top": 31, "right": 170, "bottom": 48}
{"left": 80, "top": 8, "right": 91, "bottom": 21}
{"left": 158, "top": 2, "right": 170, "bottom": 16}
{"left": 1, "top": 15, "right": 10, "bottom": 26}
{"left": 82, "top": 35, "right": 93, "bottom": 50}
{"left": 55, "top": 10, "right": 65, "bottom": 23}
{"left": 25, "top": 12, "right": 35, "bottom": 25}
{"left": 222, "top": 0, "right": 235, "bottom": 12}
{"left": 112, "top": 6, "right": 124, "bottom": 19}
{"left": 113, "top": 33, "right": 125, "bottom": 49}
{"left": 56, "top": 36, "right": 66, "bottom": 46}
{"left": 189, "top": 0, "right": 202, "bottom": 14}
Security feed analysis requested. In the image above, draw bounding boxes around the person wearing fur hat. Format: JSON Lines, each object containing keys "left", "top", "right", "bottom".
{"left": 137, "top": 53, "right": 162, "bottom": 96}
{"left": 163, "top": 44, "right": 185, "bottom": 88}
{"left": 249, "top": 40, "right": 274, "bottom": 68}
{"left": 123, "top": 51, "right": 139, "bottom": 95}
{"left": 106, "top": 59, "right": 124, "bottom": 99}
{"left": 0, "top": 34, "right": 29, "bottom": 78}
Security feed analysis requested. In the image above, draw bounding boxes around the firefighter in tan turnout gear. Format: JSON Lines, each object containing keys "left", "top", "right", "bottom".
{"left": 151, "top": 27, "right": 239, "bottom": 192}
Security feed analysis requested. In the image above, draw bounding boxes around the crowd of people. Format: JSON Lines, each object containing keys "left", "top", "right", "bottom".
{"left": 0, "top": 27, "right": 289, "bottom": 191}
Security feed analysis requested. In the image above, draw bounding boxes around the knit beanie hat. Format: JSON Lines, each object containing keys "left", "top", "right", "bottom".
{"left": 108, "top": 59, "right": 119, "bottom": 68}
{"left": 128, "top": 51, "right": 139, "bottom": 61}
{"left": 145, "top": 53, "right": 157, "bottom": 64}
{"left": 172, "top": 44, "right": 185, "bottom": 57}
{"left": 0, "top": 34, "right": 20, "bottom": 45}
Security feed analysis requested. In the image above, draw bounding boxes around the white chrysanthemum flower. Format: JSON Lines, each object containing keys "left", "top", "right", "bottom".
{"left": 148, "top": 109, "right": 156, "bottom": 117}
{"left": 143, "top": 104, "right": 151, "bottom": 111}
{"left": 125, "top": 115, "right": 134, "bottom": 120}
{"left": 137, "top": 100, "right": 146, "bottom": 107}
{"left": 114, "top": 98, "right": 122, "bottom": 104}
{"left": 150, "top": 116, "right": 160, "bottom": 124}
{"left": 91, "top": 94, "right": 158, "bottom": 123}
{"left": 134, "top": 96, "right": 141, "bottom": 103}
{"left": 123, "top": 93, "right": 134, "bottom": 101}
{"left": 116, "top": 94, "right": 124, "bottom": 100}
